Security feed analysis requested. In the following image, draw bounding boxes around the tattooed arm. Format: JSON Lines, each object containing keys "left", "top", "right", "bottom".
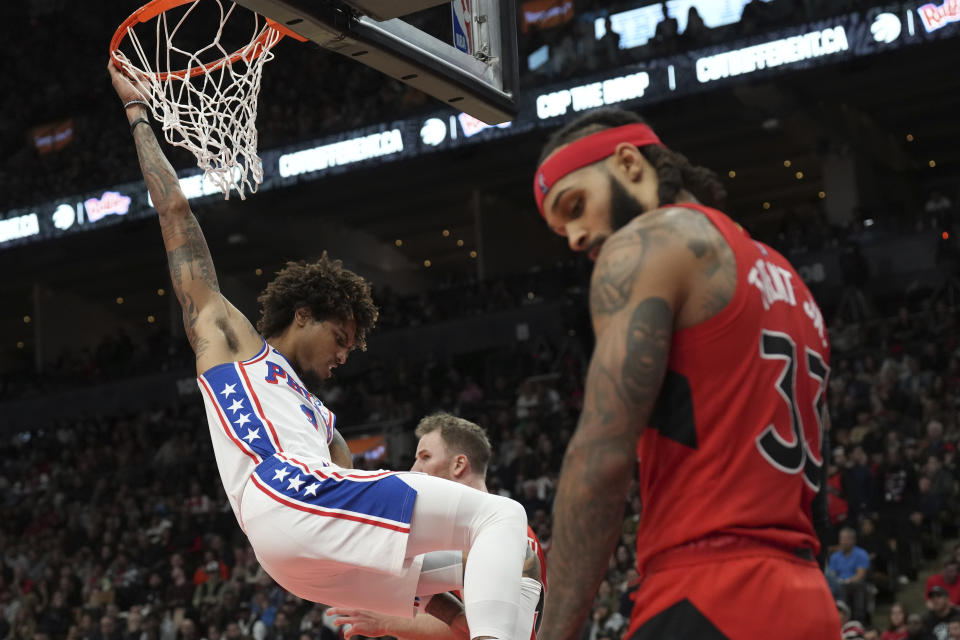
{"left": 108, "top": 62, "right": 262, "bottom": 373}
{"left": 539, "top": 214, "right": 693, "bottom": 640}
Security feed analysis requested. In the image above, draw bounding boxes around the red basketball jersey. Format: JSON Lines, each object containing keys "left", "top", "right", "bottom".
{"left": 632, "top": 203, "right": 831, "bottom": 575}
{"left": 527, "top": 525, "right": 548, "bottom": 591}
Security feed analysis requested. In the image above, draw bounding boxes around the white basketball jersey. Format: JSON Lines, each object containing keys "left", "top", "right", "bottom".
{"left": 197, "top": 339, "right": 336, "bottom": 523}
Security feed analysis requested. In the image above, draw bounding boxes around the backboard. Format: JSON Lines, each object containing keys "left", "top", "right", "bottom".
{"left": 234, "top": 0, "right": 519, "bottom": 124}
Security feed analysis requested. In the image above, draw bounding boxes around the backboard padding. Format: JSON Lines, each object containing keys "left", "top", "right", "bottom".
{"left": 235, "top": 0, "right": 518, "bottom": 123}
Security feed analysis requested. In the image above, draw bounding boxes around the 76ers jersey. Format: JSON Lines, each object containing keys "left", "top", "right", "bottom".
{"left": 198, "top": 339, "right": 337, "bottom": 523}
{"left": 633, "top": 203, "right": 830, "bottom": 574}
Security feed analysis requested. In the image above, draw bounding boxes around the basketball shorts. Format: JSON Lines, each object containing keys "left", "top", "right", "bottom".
{"left": 625, "top": 538, "right": 841, "bottom": 640}
{"left": 240, "top": 452, "right": 425, "bottom": 617}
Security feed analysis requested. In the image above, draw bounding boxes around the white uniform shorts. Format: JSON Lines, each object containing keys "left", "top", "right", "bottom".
{"left": 240, "top": 451, "right": 427, "bottom": 615}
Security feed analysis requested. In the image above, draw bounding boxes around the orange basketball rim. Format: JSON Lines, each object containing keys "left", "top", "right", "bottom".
{"left": 110, "top": 0, "right": 305, "bottom": 80}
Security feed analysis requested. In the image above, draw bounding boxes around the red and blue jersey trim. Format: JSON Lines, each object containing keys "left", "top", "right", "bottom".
{"left": 201, "top": 361, "right": 281, "bottom": 462}
{"left": 251, "top": 454, "right": 416, "bottom": 532}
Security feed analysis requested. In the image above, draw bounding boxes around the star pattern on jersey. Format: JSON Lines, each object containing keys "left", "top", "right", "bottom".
{"left": 242, "top": 428, "right": 260, "bottom": 444}
{"left": 273, "top": 466, "right": 291, "bottom": 482}
{"left": 227, "top": 399, "right": 244, "bottom": 414}
{"left": 220, "top": 383, "right": 237, "bottom": 398}
{"left": 234, "top": 413, "right": 252, "bottom": 428}
{"left": 287, "top": 475, "right": 305, "bottom": 492}
{"left": 303, "top": 482, "right": 320, "bottom": 497}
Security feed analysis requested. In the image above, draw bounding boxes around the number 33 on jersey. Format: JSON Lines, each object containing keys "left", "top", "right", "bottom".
{"left": 633, "top": 204, "right": 831, "bottom": 573}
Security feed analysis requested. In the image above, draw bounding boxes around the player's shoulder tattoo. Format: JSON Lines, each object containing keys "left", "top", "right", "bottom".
{"left": 589, "top": 211, "right": 682, "bottom": 318}
{"left": 666, "top": 206, "right": 737, "bottom": 317}
{"left": 622, "top": 297, "right": 673, "bottom": 410}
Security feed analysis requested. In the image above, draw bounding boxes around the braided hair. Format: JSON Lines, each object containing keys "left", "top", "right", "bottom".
{"left": 538, "top": 108, "right": 727, "bottom": 210}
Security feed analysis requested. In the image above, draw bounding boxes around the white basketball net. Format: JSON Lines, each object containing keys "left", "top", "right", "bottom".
{"left": 114, "top": 1, "right": 282, "bottom": 200}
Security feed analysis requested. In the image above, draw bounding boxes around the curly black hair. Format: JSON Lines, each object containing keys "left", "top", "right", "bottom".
{"left": 538, "top": 108, "right": 727, "bottom": 210}
{"left": 256, "top": 253, "right": 378, "bottom": 350}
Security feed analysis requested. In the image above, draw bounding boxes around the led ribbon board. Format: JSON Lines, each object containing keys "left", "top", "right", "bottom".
{"left": 2, "top": 2, "right": 957, "bottom": 249}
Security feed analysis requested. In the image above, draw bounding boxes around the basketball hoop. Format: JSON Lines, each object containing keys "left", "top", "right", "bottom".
{"left": 110, "top": 0, "right": 304, "bottom": 199}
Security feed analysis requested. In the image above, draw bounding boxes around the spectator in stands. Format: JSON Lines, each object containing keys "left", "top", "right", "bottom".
{"left": 192, "top": 564, "right": 227, "bottom": 610}
{"left": 926, "top": 423, "right": 949, "bottom": 460}
{"left": 919, "top": 476, "right": 944, "bottom": 529}
{"left": 840, "top": 601, "right": 866, "bottom": 638}
{"left": 3, "top": 203, "right": 960, "bottom": 640}
{"left": 928, "top": 560, "right": 960, "bottom": 607}
{"left": 883, "top": 602, "right": 908, "bottom": 640}
{"left": 829, "top": 447, "right": 851, "bottom": 531}
{"left": 950, "top": 619, "right": 960, "bottom": 640}
{"left": 582, "top": 603, "right": 625, "bottom": 640}
{"left": 847, "top": 446, "right": 875, "bottom": 522}
{"left": 739, "top": 0, "right": 769, "bottom": 34}
{"left": 680, "top": 6, "right": 709, "bottom": 47}
{"left": 907, "top": 612, "right": 932, "bottom": 640}
{"left": 649, "top": 2, "right": 679, "bottom": 54}
{"left": 97, "top": 615, "right": 122, "bottom": 640}
{"left": 840, "top": 600, "right": 853, "bottom": 623}
{"left": 549, "top": 28, "right": 577, "bottom": 78}
{"left": 193, "top": 552, "right": 229, "bottom": 586}
{"left": 574, "top": 21, "right": 601, "bottom": 74}
{"left": 829, "top": 527, "right": 871, "bottom": 623}
{"left": 598, "top": 16, "right": 622, "bottom": 68}
{"left": 179, "top": 618, "right": 199, "bottom": 640}
{"left": 925, "top": 587, "right": 960, "bottom": 640}
{"left": 877, "top": 445, "right": 921, "bottom": 580}
{"left": 857, "top": 517, "right": 895, "bottom": 596}
{"left": 891, "top": 307, "right": 920, "bottom": 347}
{"left": 457, "top": 376, "right": 484, "bottom": 408}
{"left": 122, "top": 608, "right": 144, "bottom": 640}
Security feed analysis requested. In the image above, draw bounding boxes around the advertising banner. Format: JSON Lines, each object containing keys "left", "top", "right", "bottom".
{"left": 2, "top": 2, "right": 957, "bottom": 250}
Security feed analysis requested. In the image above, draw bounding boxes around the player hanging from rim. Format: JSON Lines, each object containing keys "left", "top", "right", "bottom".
{"left": 328, "top": 413, "right": 546, "bottom": 640}
{"left": 107, "top": 61, "right": 541, "bottom": 640}
{"left": 532, "top": 108, "right": 840, "bottom": 640}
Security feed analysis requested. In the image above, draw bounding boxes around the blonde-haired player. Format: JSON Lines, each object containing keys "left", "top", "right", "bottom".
{"left": 329, "top": 413, "right": 546, "bottom": 640}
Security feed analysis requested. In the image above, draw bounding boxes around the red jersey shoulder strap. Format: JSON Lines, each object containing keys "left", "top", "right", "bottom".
{"left": 670, "top": 202, "right": 752, "bottom": 252}
{"left": 667, "top": 203, "right": 752, "bottom": 343}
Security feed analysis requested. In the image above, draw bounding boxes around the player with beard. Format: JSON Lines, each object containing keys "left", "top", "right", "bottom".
{"left": 532, "top": 108, "right": 840, "bottom": 639}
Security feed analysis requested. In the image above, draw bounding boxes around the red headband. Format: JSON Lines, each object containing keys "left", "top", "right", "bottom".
{"left": 533, "top": 123, "right": 664, "bottom": 217}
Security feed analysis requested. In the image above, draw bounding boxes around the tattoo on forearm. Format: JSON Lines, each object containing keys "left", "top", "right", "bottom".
{"left": 133, "top": 125, "right": 180, "bottom": 211}
{"left": 541, "top": 296, "right": 673, "bottom": 640}
{"left": 541, "top": 364, "right": 633, "bottom": 640}
{"left": 622, "top": 299, "right": 672, "bottom": 407}
{"left": 132, "top": 123, "right": 230, "bottom": 358}
{"left": 165, "top": 216, "right": 220, "bottom": 294}
{"left": 543, "top": 442, "right": 630, "bottom": 640}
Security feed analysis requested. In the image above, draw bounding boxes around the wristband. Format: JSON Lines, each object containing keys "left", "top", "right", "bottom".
{"left": 124, "top": 99, "right": 150, "bottom": 110}
{"left": 130, "top": 117, "right": 151, "bottom": 134}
